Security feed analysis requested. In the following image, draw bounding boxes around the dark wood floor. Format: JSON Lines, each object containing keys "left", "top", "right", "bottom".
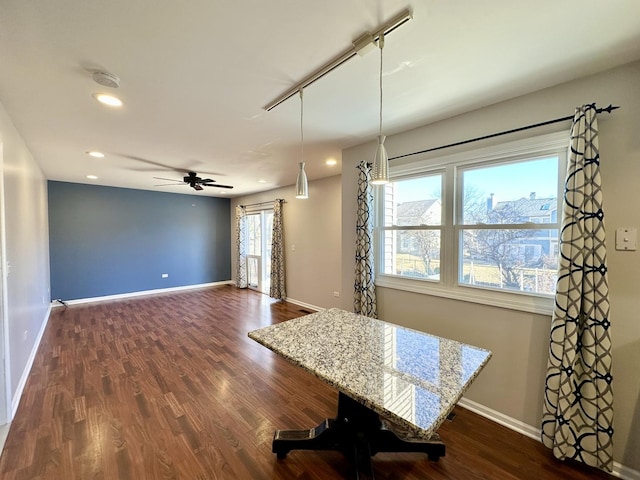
{"left": 0, "top": 285, "right": 613, "bottom": 479}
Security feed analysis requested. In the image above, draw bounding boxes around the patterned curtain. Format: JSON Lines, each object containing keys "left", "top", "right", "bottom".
{"left": 354, "top": 161, "right": 377, "bottom": 318}
{"left": 541, "top": 104, "right": 613, "bottom": 471}
{"left": 270, "top": 199, "right": 286, "bottom": 299}
{"left": 235, "top": 205, "right": 248, "bottom": 289}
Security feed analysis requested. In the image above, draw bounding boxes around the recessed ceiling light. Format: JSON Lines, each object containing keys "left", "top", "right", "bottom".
{"left": 258, "top": 179, "right": 267, "bottom": 183}
{"left": 86, "top": 151, "right": 105, "bottom": 158}
{"left": 326, "top": 158, "right": 337, "bottom": 166}
{"left": 93, "top": 93, "right": 123, "bottom": 107}
{"left": 86, "top": 175, "right": 98, "bottom": 180}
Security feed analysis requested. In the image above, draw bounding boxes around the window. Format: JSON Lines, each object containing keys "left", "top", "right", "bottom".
{"left": 374, "top": 132, "right": 567, "bottom": 314}
{"left": 380, "top": 174, "right": 442, "bottom": 280}
{"left": 458, "top": 157, "right": 559, "bottom": 294}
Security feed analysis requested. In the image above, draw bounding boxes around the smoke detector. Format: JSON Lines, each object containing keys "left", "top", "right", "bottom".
{"left": 92, "top": 71, "right": 120, "bottom": 88}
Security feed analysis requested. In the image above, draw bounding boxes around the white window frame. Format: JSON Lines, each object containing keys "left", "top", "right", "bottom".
{"left": 374, "top": 131, "right": 568, "bottom": 315}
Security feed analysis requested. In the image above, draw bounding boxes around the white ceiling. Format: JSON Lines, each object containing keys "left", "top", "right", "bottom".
{"left": 1, "top": 0, "right": 640, "bottom": 197}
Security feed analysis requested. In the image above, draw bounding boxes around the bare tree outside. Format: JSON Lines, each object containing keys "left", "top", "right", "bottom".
{"left": 395, "top": 196, "right": 441, "bottom": 278}
{"left": 465, "top": 200, "right": 531, "bottom": 288}
{"left": 462, "top": 194, "right": 558, "bottom": 292}
{"left": 407, "top": 229, "right": 440, "bottom": 276}
{"left": 465, "top": 229, "right": 532, "bottom": 289}
{"left": 462, "top": 185, "right": 491, "bottom": 224}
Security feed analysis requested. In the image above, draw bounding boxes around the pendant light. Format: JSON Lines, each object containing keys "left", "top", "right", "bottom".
{"left": 295, "top": 88, "right": 309, "bottom": 199}
{"left": 371, "top": 32, "right": 389, "bottom": 185}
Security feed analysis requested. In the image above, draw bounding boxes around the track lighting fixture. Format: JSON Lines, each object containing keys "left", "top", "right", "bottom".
{"left": 295, "top": 89, "right": 309, "bottom": 199}
{"left": 370, "top": 33, "right": 389, "bottom": 185}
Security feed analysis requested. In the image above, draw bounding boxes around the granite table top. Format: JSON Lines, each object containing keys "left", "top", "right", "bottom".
{"left": 248, "top": 308, "right": 492, "bottom": 441}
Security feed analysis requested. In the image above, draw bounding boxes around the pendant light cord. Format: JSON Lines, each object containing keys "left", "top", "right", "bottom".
{"left": 379, "top": 32, "right": 384, "bottom": 137}
{"left": 299, "top": 88, "right": 304, "bottom": 161}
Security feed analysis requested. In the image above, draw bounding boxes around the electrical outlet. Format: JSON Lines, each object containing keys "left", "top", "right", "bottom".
{"left": 162, "top": 273, "right": 169, "bottom": 278}
{"left": 333, "top": 291, "right": 340, "bottom": 298}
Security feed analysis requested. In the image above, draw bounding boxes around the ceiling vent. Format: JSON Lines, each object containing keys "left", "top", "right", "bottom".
{"left": 92, "top": 71, "right": 120, "bottom": 88}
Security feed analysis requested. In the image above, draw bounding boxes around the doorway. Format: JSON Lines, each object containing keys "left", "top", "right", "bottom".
{"left": 245, "top": 210, "right": 274, "bottom": 295}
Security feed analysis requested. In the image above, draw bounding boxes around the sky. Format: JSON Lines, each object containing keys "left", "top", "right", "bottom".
{"left": 393, "top": 156, "right": 559, "bottom": 205}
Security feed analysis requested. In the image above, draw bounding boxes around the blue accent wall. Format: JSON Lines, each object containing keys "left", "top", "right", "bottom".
{"left": 48, "top": 181, "right": 231, "bottom": 300}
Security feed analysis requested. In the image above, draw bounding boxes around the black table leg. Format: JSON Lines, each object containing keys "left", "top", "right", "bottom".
{"left": 272, "top": 418, "right": 341, "bottom": 459}
{"left": 272, "top": 392, "right": 445, "bottom": 478}
{"left": 352, "top": 432, "right": 374, "bottom": 480}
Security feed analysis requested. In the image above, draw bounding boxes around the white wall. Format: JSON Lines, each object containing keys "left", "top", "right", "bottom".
{"left": 231, "top": 174, "right": 342, "bottom": 309}
{"left": 342, "top": 60, "right": 640, "bottom": 471}
{"left": 0, "top": 100, "right": 50, "bottom": 420}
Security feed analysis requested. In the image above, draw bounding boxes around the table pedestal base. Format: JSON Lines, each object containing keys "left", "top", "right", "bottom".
{"left": 273, "top": 393, "right": 445, "bottom": 479}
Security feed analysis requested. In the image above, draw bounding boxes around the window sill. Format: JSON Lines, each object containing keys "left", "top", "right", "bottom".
{"left": 375, "top": 275, "right": 554, "bottom": 316}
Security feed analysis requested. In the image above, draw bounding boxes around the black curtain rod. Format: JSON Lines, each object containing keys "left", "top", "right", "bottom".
{"left": 389, "top": 104, "right": 620, "bottom": 161}
{"left": 239, "top": 199, "right": 286, "bottom": 208}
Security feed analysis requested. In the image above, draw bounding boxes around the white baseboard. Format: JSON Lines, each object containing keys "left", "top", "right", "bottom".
{"left": 616, "top": 465, "right": 640, "bottom": 480}
{"left": 457, "top": 397, "right": 640, "bottom": 480}
{"left": 11, "top": 304, "right": 51, "bottom": 419}
{"left": 283, "top": 297, "right": 323, "bottom": 313}
{"left": 50, "top": 280, "right": 234, "bottom": 307}
{"left": 0, "top": 422, "right": 9, "bottom": 454}
{"left": 457, "top": 397, "right": 541, "bottom": 441}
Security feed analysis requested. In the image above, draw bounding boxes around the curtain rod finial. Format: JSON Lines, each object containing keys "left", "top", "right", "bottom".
{"left": 597, "top": 104, "right": 620, "bottom": 114}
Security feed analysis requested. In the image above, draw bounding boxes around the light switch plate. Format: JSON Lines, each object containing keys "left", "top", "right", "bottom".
{"left": 615, "top": 227, "right": 637, "bottom": 251}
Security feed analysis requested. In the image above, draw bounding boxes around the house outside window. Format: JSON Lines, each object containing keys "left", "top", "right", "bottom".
{"left": 374, "top": 132, "right": 567, "bottom": 314}
{"left": 381, "top": 174, "right": 443, "bottom": 280}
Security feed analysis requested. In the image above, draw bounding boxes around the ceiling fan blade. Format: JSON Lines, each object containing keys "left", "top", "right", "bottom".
{"left": 200, "top": 178, "right": 215, "bottom": 183}
{"left": 122, "top": 155, "right": 186, "bottom": 173}
{"left": 202, "top": 183, "right": 233, "bottom": 189}
{"left": 153, "top": 176, "right": 181, "bottom": 182}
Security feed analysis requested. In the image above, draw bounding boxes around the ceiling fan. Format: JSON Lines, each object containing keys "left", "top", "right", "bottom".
{"left": 154, "top": 172, "right": 233, "bottom": 191}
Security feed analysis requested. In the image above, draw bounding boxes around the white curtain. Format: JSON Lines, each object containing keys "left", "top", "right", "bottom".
{"left": 269, "top": 199, "right": 286, "bottom": 299}
{"left": 541, "top": 104, "right": 613, "bottom": 471}
{"left": 235, "top": 205, "right": 248, "bottom": 289}
{"left": 353, "top": 161, "right": 377, "bottom": 318}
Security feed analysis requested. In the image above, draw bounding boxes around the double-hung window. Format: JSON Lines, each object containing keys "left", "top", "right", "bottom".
{"left": 374, "top": 131, "right": 567, "bottom": 314}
